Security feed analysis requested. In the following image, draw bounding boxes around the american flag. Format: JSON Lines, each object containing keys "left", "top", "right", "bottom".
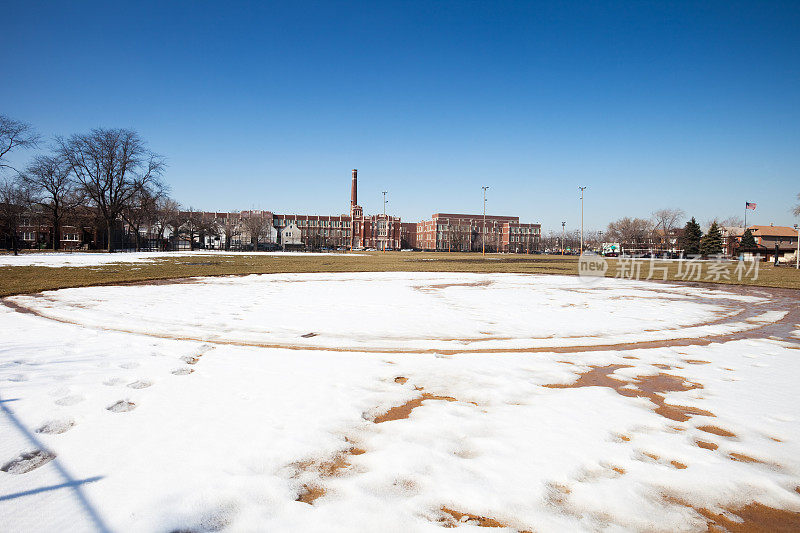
{"left": 745, "top": 202, "right": 756, "bottom": 210}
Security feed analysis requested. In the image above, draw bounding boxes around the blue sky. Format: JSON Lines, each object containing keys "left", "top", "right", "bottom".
{"left": 3, "top": 1, "right": 799, "bottom": 233}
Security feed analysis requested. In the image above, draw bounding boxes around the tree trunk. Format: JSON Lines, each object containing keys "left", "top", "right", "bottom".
{"left": 52, "top": 218, "right": 61, "bottom": 251}
{"left": 107, "top": 220, "right": 113, "bottom": 252}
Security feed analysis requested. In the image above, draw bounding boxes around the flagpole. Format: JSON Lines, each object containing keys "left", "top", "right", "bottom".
{"left": 744, "top": 202, "right": 747, "bottom": 229}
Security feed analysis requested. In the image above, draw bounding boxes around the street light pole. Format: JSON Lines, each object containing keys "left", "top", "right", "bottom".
{"left": 482, "top": 186, "right": 489, "bottom": 255}
{"left": 579, "top": 186, "right": 587, "bottom": 254}
{"left": 561, "top": 221, "right": 565, "bottom": 255}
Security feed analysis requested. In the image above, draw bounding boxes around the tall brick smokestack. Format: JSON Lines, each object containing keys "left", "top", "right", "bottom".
{"left": 351, "top": 169, "right": 358, "bottom": 207}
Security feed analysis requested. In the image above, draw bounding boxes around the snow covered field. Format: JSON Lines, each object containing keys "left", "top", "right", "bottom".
{"left": 0, "top": 250, "right": 360, "bottom": 268}
{"left": 1, "top": 272, "right": 800, "bottom": 532}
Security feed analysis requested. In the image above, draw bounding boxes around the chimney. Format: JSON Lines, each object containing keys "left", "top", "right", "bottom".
{"left": 351, "top": 169, "right": 358, "bottom": 207}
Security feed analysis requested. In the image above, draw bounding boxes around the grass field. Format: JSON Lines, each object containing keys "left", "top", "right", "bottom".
{"left": 1, "top": 251, "right": 800, "bottom": 297}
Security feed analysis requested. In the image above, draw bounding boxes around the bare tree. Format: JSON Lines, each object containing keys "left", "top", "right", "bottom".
{"left": 713, "top": 215, "right": 744, "bottom": 228}
{"left": 22, "top": 154, "right": 84, "bottom": 250}
{"left": 182, "top": 207, "right": 206, "bottom": 251}
{"left": 153, "top": 194, "right": 181, "bottom": 249}
{"left": 242, "top": 212, "right": 268, "bottom": 249}
{"left": 58, "top": 129, "right": 164, "bottom": 251}
{"left": 651, "top": 208, "right": 684, "bottom": 235}
{"left": 793, "top": 193, "right": 800, "bottom": 218}
{"left": 0, "top": 115, "right": 40, "bottom": 175}
{"left": 216, "top": 212, "right": 241, "bottom": 250}
{"left": 122, "top": 187, "right": 162, "bottom": 251}
{"left": 606, "top": 217, "right": 652, "bottom": 249}
{"left": 651, "top": 208, "right": 685, "bottom": 252}
{"left": 0, "top": 177, "right": 34, "bottom": 254}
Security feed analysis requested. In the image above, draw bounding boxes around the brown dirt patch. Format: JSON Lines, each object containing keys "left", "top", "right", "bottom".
{"left": 612, "top": 467, "right": 626, "bottom": 474}
{"left": 544, "top": 365, "right": 713, "bottom": 422}
{"left": 697, "top": 503, "right": 800, "bottom": 532}
{"left": 417, "top": 280, "right": 494, "bottom": 292}
{"left": 373, "top": 391, "right": 460, "bottom": 423}
{"left": 296, "top": 484, "right": 325, "bottom": 504}
{"left": 697, "top": 425, "right": 737, "bottom": 438}
{"left": 294, "top": 445, "right": 366, "bottom": 504}
{"left": 728, "top": 453, "right": 765, "bottom": 464}
{"left": 665, "top": 494, "right": 800, "bottom": 532}
{"left": 670, "top": 460, "right": 687, "bottom": 469}
{"left": 394, "top": 376, "right": 408, "bottom": 384}
{"left": 440, "top": 507, "right": 506, "bottom": 528}
{"left": 683, "top": 359, "right": 711, "bottom": 365}
{"left": 696, "top": 440, "right": 719, "bottom": 451}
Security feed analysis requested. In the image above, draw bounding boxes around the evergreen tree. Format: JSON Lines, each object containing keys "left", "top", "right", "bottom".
{"left": 679, "top": 217, "right": 702, "bottom": 256}
{"left": 740, "top": 228, "right": 756, "bottom": 248}
{"left": 700, "top": 222, "right": 723, "bottom": 257}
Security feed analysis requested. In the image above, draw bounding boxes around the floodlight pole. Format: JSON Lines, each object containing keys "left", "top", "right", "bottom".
{"left": 482, "top": 186, "right": 489, "bottom": 255}
{"left": 382, "top": 191, "right": 388, "bottom": 252}
{"left": 579, "top": 186, "right": 587, "bottom": 254}
{"left": 795, "top": 224, "right": 799, "bottom": 269}
{"left": 561, "top": 221, "right": 565, "bottom": 255}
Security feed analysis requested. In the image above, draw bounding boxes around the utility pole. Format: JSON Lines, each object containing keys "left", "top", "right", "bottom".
{"left": 482, "top": 186, "right": 489, "bottom": 255}
{"left": 579, "top": 186, "right": 587, "bottom": 254}
{"left": 561, "top": 221, "right": 565, "bottom": 255}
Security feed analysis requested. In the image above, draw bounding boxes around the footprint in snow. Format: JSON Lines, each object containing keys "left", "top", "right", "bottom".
{"left": 107, "top": 400, "right": 136, "bottom": 413}
{"left": 172, "top": 368, "right": 194, "bottom": 376}
{"left": 36, "top": 419, "right": 76, "bottom": 434}
{"left": 119, "top": 362, "right": 140, "bottom": 369}
{"left": 7, "top": 374, "right": 28, "bottom": 382}
{"left": 103, "top": 377, "right": 126, "bottom": 386}
{"left": 55, "top": 394, "right": 84, "bottom": 406}
{"left": 1, "top": 450, "right": 56, "bottom": 474}
{"left": 127, "top": 380, "right": 152, "bottom": 389}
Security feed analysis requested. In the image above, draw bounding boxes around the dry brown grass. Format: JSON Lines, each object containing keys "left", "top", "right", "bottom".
{"left": 1, "top": 251, "right": 799, "bottom": 297}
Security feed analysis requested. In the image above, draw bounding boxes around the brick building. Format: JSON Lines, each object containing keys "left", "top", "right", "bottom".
{"left": 403, "top": 213, "right": 541, "bottom": 252}
{"left": 17, "top": 206, "right": 100, "bottom": 250}
{"left": 740, "top": 225, "right": 799, "bottom": 263}
{"left": 272, "top": 169, "right": 401, "bottom": 250}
